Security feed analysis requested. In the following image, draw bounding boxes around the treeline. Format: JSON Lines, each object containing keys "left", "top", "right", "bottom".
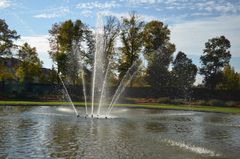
{"left": 0, "top": 13, "right": 240, "bottom": 99}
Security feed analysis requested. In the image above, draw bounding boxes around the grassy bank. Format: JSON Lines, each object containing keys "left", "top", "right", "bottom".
{"left": 0, "top": 101, "right": 240, "bottom": 114}
{"left": 0, "top": 101, "right": 86, "bottom": 106}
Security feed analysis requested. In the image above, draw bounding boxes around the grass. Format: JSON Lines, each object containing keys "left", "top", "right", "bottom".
{"left": 0, "top": 101, "right": 240, "bottom": 114}
{"left": 0, "top": 101, "right": 86, "bottom": 106}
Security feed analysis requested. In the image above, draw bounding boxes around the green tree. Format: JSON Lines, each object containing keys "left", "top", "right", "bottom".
{"left": 16, "top": 43, "right": 42, "bottom": 83}
{"left": 143, "top": 20, "right": 175, "bottom": 90}
{"left": 84, "top": 29, "right": 95, "bottom": 70}
{"left": 0, "top": 19, "right": 20, "bottom": 57}
{"left": 49, "top": 19, "right": 90, "bottom": 84}
{"left": 118, "top": 12, "right": 144, "bottom": 85}
{"left": 0, "top": 62, "right": 15, "bottom": 81}
{"left": 217, "top": 65, "right": 239, "bottom": 90}
{"left": 172, "top": 51, "right": 197, "bottom": 96}
{"left": 200, "top": 36, "right": 231, "bottom": 89}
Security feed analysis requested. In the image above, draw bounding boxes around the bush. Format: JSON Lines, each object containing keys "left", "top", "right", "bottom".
{"left": 119, "top": 98, "right": 136, "bottom": 104}
{"left": 157, "top": 97, "right": 171, "bottom": 104}
{"left": 171, "top": 98, "right": 186, "bottom": 105}
{"left": 207, "top": 99, "right": 226, "bottom": 106}
{"left": 225, "top": 101, "right": 237, "bottom": 107}
{"left": 194, "top": 100, "right": 208, "bottom": 106}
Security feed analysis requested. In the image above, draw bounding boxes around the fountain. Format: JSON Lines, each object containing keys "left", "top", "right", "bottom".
{"left": 59, "top": 74, "right": 80, "bottom": 117}
{"left": 60, "top": 14, "right": 142, "bottom": 118}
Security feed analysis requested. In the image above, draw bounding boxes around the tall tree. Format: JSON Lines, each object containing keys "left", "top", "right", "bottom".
{"left": 48, "top": 19, "right": 91, "bottom": 85}
{"left": 200, "top": 36, "right": 231, "bottom": 89}
{"left": 143, "top": 20, "right": 175, "bottom": 90}
{"left": 16, "top": 43, "right": 42, "bottom": 83}
{"left": 103, "top": 16, "right": 120, "bottom": 85}
{"left": 118, "top": 13, "right": 144, "bottom": 85}
{"left": 104, "top": 16, "right": 120, "bottom": 60}
{"left": 172, "top": 51, "right": 197, "bottom": 96}
{"left": 0, "top": 19, "right": 20, "bottom": 57}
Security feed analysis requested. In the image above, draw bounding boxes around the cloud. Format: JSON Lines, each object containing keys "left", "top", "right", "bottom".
{"left": 195, "top": 1, "right": 240, "bottom": 14}
{"left": 17, "top": 35, "right": 50, "bottom": 53}
{"left": 34, "top": 13, "right": 58, "bottom": 19}
{"left": 16, "top": 35, "right": 52, "bottom": 68}
{"left": 170, "top": 15, "right": 240, "bottom": 57}
{"left": 33, "top": 7, "right": 69, "bottom": 19}
{"left": 100, "top": 10, "right": 157, "bottom": 22}
{"left": 80, "top": 10, "right": 93, "bottom": 17}
{"left": 127, "top": 0, "right": 157, "bottom": 5}
{"left": 0, "top": 0, "right": 10, "bottom": 9}
{"left": 126, "top": 0, "right": 240, "bottom": 16}
{"left": 76, "top": 1, "right": 120, "bottom": 10}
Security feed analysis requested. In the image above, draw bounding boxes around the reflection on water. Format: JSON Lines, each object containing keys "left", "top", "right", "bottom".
{"left": 0, "top": 106, "right": 240, "bottom": 159}
{"left": 144, "top": 122, "right": 167, "bottom": 133}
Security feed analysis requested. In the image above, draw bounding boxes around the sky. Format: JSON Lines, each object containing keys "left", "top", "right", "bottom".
{"left": 1, "top": 0, "right": 240, "bottom": 78}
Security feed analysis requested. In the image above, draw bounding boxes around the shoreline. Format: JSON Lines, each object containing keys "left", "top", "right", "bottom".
{"left": 1, "top": 101, "right": 240, "bottom": 114}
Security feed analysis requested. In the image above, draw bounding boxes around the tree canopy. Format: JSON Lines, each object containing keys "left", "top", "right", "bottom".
{"left": 172, "top": 51, "right": 197, "bottom": 96}
{"left": 0, "top": 19, "right": 20, "bottom": 57}
{"left": 200, "top": 35, "right": 231, "bottom": 89}
{"left": 217, "top": 65, "right": 240, "bottom": 90}
{"left": 16, "top": 43, "right": 42, "bottom": 83}
{"left": 1, "top": 13, "right": 239, "bottom": 97}
{"left": 143, "top": 20, "right": 175, "bottom": 90}
{"left": 118, "top": 13, "right": 144, "bottom": 82}
{"left": 48, "top": 19, "right": 93, "bottom": 84}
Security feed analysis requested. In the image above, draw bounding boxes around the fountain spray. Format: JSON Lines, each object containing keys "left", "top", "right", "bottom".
{"left": 59, "top": 74, "right": 80, "bottom": 117}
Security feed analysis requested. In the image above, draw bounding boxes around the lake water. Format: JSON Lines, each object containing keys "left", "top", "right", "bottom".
{"left": 0, "top": 106, "right": 240, "bottom": 159}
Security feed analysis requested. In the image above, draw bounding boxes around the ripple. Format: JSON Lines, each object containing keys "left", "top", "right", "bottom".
{"left": 162, "top": 139, "right": 221, "bottom": 157}
{"left": 32, "top": 112, "right": 71, "bottom": 117}
{"left": 162, "top": 112, "right": 196, "bottom": 116}
{"left": 1, "top": 107, "right": 240, "bottom": 158}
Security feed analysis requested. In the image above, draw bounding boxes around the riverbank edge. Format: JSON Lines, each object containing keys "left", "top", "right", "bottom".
{"left": 1, "top": 101, "right": 240, "bottom": 114}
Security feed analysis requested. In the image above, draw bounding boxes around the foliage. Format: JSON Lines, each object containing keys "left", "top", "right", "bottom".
{"left": 157, "top": 97, "right": 171, "bottom": 104}
{"left": 172, "top": 51, "right": 197, "bottom": 96}
{"left": 84, "top": 29, "right": 95, "bottom": 70}
{"left": 118, "top": 12, "right": 144, "bottom": 83}
{"left": 217, "top": 65, "right": 240, "bottom": 90}
{"left": 200, "top": 36, "right": 231, "bottom": 89}
{"left": 0, "top": 19, "right": 20, "bottom": 57}
{"left": 16, "top": 43, "right": 42, "bottom": 83}
{"left": 143, "top": 20, "right": 175, "bottom": 90}
{"left": 207, "top": 99, "right": 226, "bottom": 106}
{"left": 0, "top": 57, "right": 16, "bottom": 81}
{"left": 146, "top": 59, "right": 172, "bottom": 90}
{"left": 48, "top": 19, "right": 93, "bottom": 84}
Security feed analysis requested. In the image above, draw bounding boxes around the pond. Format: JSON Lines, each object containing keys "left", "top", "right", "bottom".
{"left": 0, "top": 106, "right": 240, "bottom": 159}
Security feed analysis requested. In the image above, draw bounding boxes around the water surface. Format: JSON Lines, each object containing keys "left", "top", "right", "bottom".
{"left": 0, "top": 106, "right": 240, "bottom": 159}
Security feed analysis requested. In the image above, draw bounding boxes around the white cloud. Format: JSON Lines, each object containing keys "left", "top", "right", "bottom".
{"left": 195, "top": 1, "right": 240, "bottom": 14}
{"left": 34, "top": 13, "right": 58, "bottom": 19}
{"left": 170, "top": 15, "right": 240, "bottom": 57}
{"left": 0, "top": 0, "right": 10, "bottom": 9}
{"left": 81, "top": 10, "right": 93, "bottom": 17}
{"left": 16, "top": 35, "right": 52, "bottom": 68}
{"left": 127, "top": 0, "right": 240, "bottom": 15}
{"left": 128, "top": 0, "right": 157, "bottom": 5}
{"left": 17, "top": 35, "right": 50, "bottom": 53}
{"left": 76, "top": 1, "right": 120, "bottom": 10}
{"left": 100, "top": 10, "right": 157, "bottom": 22}
{"left": 33, "top": 7, "right": 69, "bottom": 19}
